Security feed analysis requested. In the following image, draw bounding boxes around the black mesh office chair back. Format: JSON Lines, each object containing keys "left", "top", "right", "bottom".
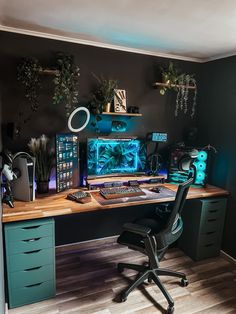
{"left": 117, "top": 177, "right": 193, "bottom": 314}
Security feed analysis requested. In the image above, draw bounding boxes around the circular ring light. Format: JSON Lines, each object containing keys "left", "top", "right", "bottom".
{"left": 68, "top": 107, "right": 90, "bottom": 133}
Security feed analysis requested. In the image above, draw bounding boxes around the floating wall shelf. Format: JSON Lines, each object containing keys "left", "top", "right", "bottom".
{"left": 153, "top": 82, "right": 196, "bottom": 90}
{"left": 101, "top": 112, "right": 142, "bottom": 117}
{"left": 39, "top": 69, "right": 58, "bottom": 75}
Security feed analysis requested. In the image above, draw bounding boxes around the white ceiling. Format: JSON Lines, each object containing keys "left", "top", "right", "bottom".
{"left": 1, "top": 0, "right": 236, "bottom": 62}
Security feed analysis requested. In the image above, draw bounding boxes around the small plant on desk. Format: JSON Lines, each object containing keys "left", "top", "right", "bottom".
{"left": 28, "top": 134, "right": 54, "bottom": 194}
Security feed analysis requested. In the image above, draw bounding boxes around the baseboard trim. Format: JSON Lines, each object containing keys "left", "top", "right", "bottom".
{"left": 220, "top": 250, "right": 236, "bottom": 264}
{"left": 56, "top": 235, "right": 118, "bottom": 252}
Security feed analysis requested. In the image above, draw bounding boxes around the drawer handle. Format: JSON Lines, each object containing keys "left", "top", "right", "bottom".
{"left": 24, "top": 249, "right": 41, "bottom": 254}
{"left": 209, "top": 201, "right": 220, "bottom": 204}
{"left": 22, "top": 225, "right": 40, "bottom": 230}
{"left": 209, "top": 210, "right": 218, "bottom": 213}
{"left": 23, "top": 238, "right": 41, "bottom": 242}
{"left": 208, "top": 219, "right": 217, "bottom": 222}
{"left": 206, "top": 231, "right": 216, "bottom": 235}
{"left": 25, "top": 282, "right": 43, "bottom": 288}
{"left": 24, "top": 266, "right": 42, "bottom": 272}
{"left": 205, "top": 243, "right": 214, "bottom": 247}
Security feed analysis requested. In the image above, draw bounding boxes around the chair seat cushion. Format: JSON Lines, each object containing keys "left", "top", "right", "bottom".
{"left": 117, "top": 217, "right": 166, "bottom": 249}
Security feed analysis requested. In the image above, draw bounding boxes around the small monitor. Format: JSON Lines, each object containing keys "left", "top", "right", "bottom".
{"left": 56, "top": 134, "right": 80, "bottom": 192}
{"left": 151, "top": 132, "right": 168, "bottom": 142}
{"left": 87, "top": 138, "right": 147, "bottom": 178}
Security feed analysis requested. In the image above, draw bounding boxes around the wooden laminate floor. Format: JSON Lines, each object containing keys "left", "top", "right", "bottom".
{"left": 8, "top": 237, "right": 236, "bottom": 314}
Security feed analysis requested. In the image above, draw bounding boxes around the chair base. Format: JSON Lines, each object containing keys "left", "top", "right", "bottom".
{"left": 118, "top": 262, "right": 188, "bottom": 311}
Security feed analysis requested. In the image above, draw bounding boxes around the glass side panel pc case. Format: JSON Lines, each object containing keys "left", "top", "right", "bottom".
{"left": 87, "top": 138, "right": 147, "bottom": 178}
{"left": 168, "top": 148, "right": 208, "bottom": 186}
{"left": 56, "top": 134, "right": 80, "bottom": 192}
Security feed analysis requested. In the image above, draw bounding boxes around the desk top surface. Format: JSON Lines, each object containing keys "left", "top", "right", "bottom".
{"left": 2, "top": 184, "right": 229, "bottom": 223}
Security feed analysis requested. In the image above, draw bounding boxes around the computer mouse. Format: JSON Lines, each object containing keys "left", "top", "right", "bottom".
{"left": 150, "top": 187, "right": 161, "bottom": 193}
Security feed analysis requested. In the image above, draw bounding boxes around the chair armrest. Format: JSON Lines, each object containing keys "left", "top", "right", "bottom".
{"left": 123, "top": 223, "right": 152, "bottom": 236}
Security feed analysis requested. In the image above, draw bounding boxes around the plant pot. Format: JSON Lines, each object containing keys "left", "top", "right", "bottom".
{"left": 104, "top": 102, "right": 111, "bottom": 113}
{"left": 36, "top": 180, "right": 50, "bottom": 194}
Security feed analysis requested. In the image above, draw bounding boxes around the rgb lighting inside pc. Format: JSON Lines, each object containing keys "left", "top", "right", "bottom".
{"left": 87, "top": 138, "right": 147, "bottom": 177}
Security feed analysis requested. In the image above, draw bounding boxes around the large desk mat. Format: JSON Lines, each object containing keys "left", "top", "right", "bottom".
{"left": 93, "top": 186, "right": 176, "bottom": 206}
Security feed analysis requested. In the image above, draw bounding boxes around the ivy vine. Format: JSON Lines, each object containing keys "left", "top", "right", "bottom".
{"left": 17, "top": 57, "right": 42, "bottom": 112}
{"left": 53, "top": 53, "right": 80, "bottom": 116}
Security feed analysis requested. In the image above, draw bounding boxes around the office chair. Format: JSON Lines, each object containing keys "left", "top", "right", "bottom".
{"left": 117, "top": 177, "right": 193, "bottom": 314}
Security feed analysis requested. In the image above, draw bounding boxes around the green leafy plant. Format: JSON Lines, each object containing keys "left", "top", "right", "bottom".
{"left": 159, "top": 62, "right": 197, "bottom": 118}
{"left": 90, "top": 74, "right": 118, "bottom": 114}
{"left": 53, "top": 53, "right": 80, "bottom": 116}
{"left": 28, "top": 134, "right": 54, "bottom": 182}
{"left": 159, "top": 61, "right": 179, "bottom": 95}
{"left": 17, "top": 57, "right": 42, "bottom": 111}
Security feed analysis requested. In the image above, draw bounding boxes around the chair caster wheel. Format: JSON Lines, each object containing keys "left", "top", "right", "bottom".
{"left": 148, "top": 277, "right": 153, "bottom": 284}
{"left": 167, "top": 306, "right": 174, "bottom": 313}
{"left": 120, "top": 293, "right": 127, "bottom": 302}
{"left": 117, "top": 264, "right": 124, "bottom": 273}
{"left": 181, "top": 278, "right": 189, "bottom": 287}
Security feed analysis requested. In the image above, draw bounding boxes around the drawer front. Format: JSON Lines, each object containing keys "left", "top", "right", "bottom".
{"left": 5, "top": 222, "right": 54, "bottom": 243}
{"left": 8, "top": 248, "right": 54, "bottom": 272}
{"left": 201, "top": 198, "right": 227, "bottom": 215}
{"left": 7, "top": 236, "right": 54, "bottom": 255}
{"left": 200, "top": 217, "right": 222, "bottom": 233}
{"left": 9, "top": 280, "right": 55, "bottom": 309}
{"left": 197, "top": 242, "right": 220, "bottom": 260}
{"left": 198, "top": 231, "right": 220, "bottom": 245}
{"left": 9, "top": 264, "right": 54, "bottom": 289}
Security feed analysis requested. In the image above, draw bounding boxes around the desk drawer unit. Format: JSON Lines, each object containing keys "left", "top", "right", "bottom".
{"left": 179, "top": 198, "right": 227, "bottom": 261}
{"left": 4, "top": 218, "right": 55, "bottom": 308}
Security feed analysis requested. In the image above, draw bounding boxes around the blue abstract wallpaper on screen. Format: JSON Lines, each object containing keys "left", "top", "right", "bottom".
{"left": 87, "top": 138, "right": 146, "bottom": 176}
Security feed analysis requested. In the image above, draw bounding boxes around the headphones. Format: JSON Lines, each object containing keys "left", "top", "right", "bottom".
{"left": 178, "top": 148, "right": 198, "bottom": 172}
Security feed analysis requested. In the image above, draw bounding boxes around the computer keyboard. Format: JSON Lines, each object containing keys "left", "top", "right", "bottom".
{"left": 100, "top": 186, "right": 145, "bottom": 199}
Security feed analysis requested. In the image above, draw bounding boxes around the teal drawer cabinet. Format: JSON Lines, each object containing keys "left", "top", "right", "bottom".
{"left": 4, "top": 218, "right": 56, "bottom": 308}
{"left": 179, "top": 198, "right": 227, "bottom": 261}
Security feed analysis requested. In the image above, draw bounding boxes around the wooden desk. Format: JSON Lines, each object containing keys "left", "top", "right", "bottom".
{"left": 2, "top": 184, "right": 229, "bottom": 223}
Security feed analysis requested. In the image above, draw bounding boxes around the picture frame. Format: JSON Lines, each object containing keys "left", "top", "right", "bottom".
{"left": 114, "top": 89, "right": 127, "bottom": 113}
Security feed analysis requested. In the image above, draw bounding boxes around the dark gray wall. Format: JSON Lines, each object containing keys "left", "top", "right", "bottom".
{"left": 0, "top": 31, "right": 199, "bottom": 151}
{"left": 198, "top": 56, "right": 236, "bottom": 258}
{"left": 0, "top": 31, "right": 202, "bottom": 246}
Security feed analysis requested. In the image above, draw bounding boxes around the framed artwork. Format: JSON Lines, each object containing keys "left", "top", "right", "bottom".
{"left": 114, "top": 89, "right": 127, "bottom": 113}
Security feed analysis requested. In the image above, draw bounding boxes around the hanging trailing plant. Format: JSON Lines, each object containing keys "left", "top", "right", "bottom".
{"left": 159, "top": 62, "right": 197, "bottom": 118}
{"left": 53, "top": 53, "right": 80, "bottom": 116}
{"left": 17, "top": 57, "right": 42, "bottom": 112}
{"left": 175, "top": 73, "right": 197, "bottom": 118}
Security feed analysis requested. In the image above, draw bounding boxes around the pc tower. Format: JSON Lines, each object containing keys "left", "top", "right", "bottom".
{"left": 12, "top": 156, "right": 36, "bottom": 201}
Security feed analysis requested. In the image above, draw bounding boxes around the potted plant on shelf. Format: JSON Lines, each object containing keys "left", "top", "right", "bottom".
{"left": 159, "top": 62, "right": 197, "bottom": 118}
{"left": 159, "top": 61, "right": 179, "bottom": 95}
{"left": 28, "top": 134, "right": 54, "bottom": 194}
{"left": 90, "top": 75, "right": 118, "bottom": 114}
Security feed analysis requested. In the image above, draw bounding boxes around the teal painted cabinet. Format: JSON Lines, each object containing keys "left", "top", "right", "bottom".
{"left": 4, "top": 218, "right": 55, "bottom": 308}
{"left": 179, "top": 198, "right": 227, "bottom": 260}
